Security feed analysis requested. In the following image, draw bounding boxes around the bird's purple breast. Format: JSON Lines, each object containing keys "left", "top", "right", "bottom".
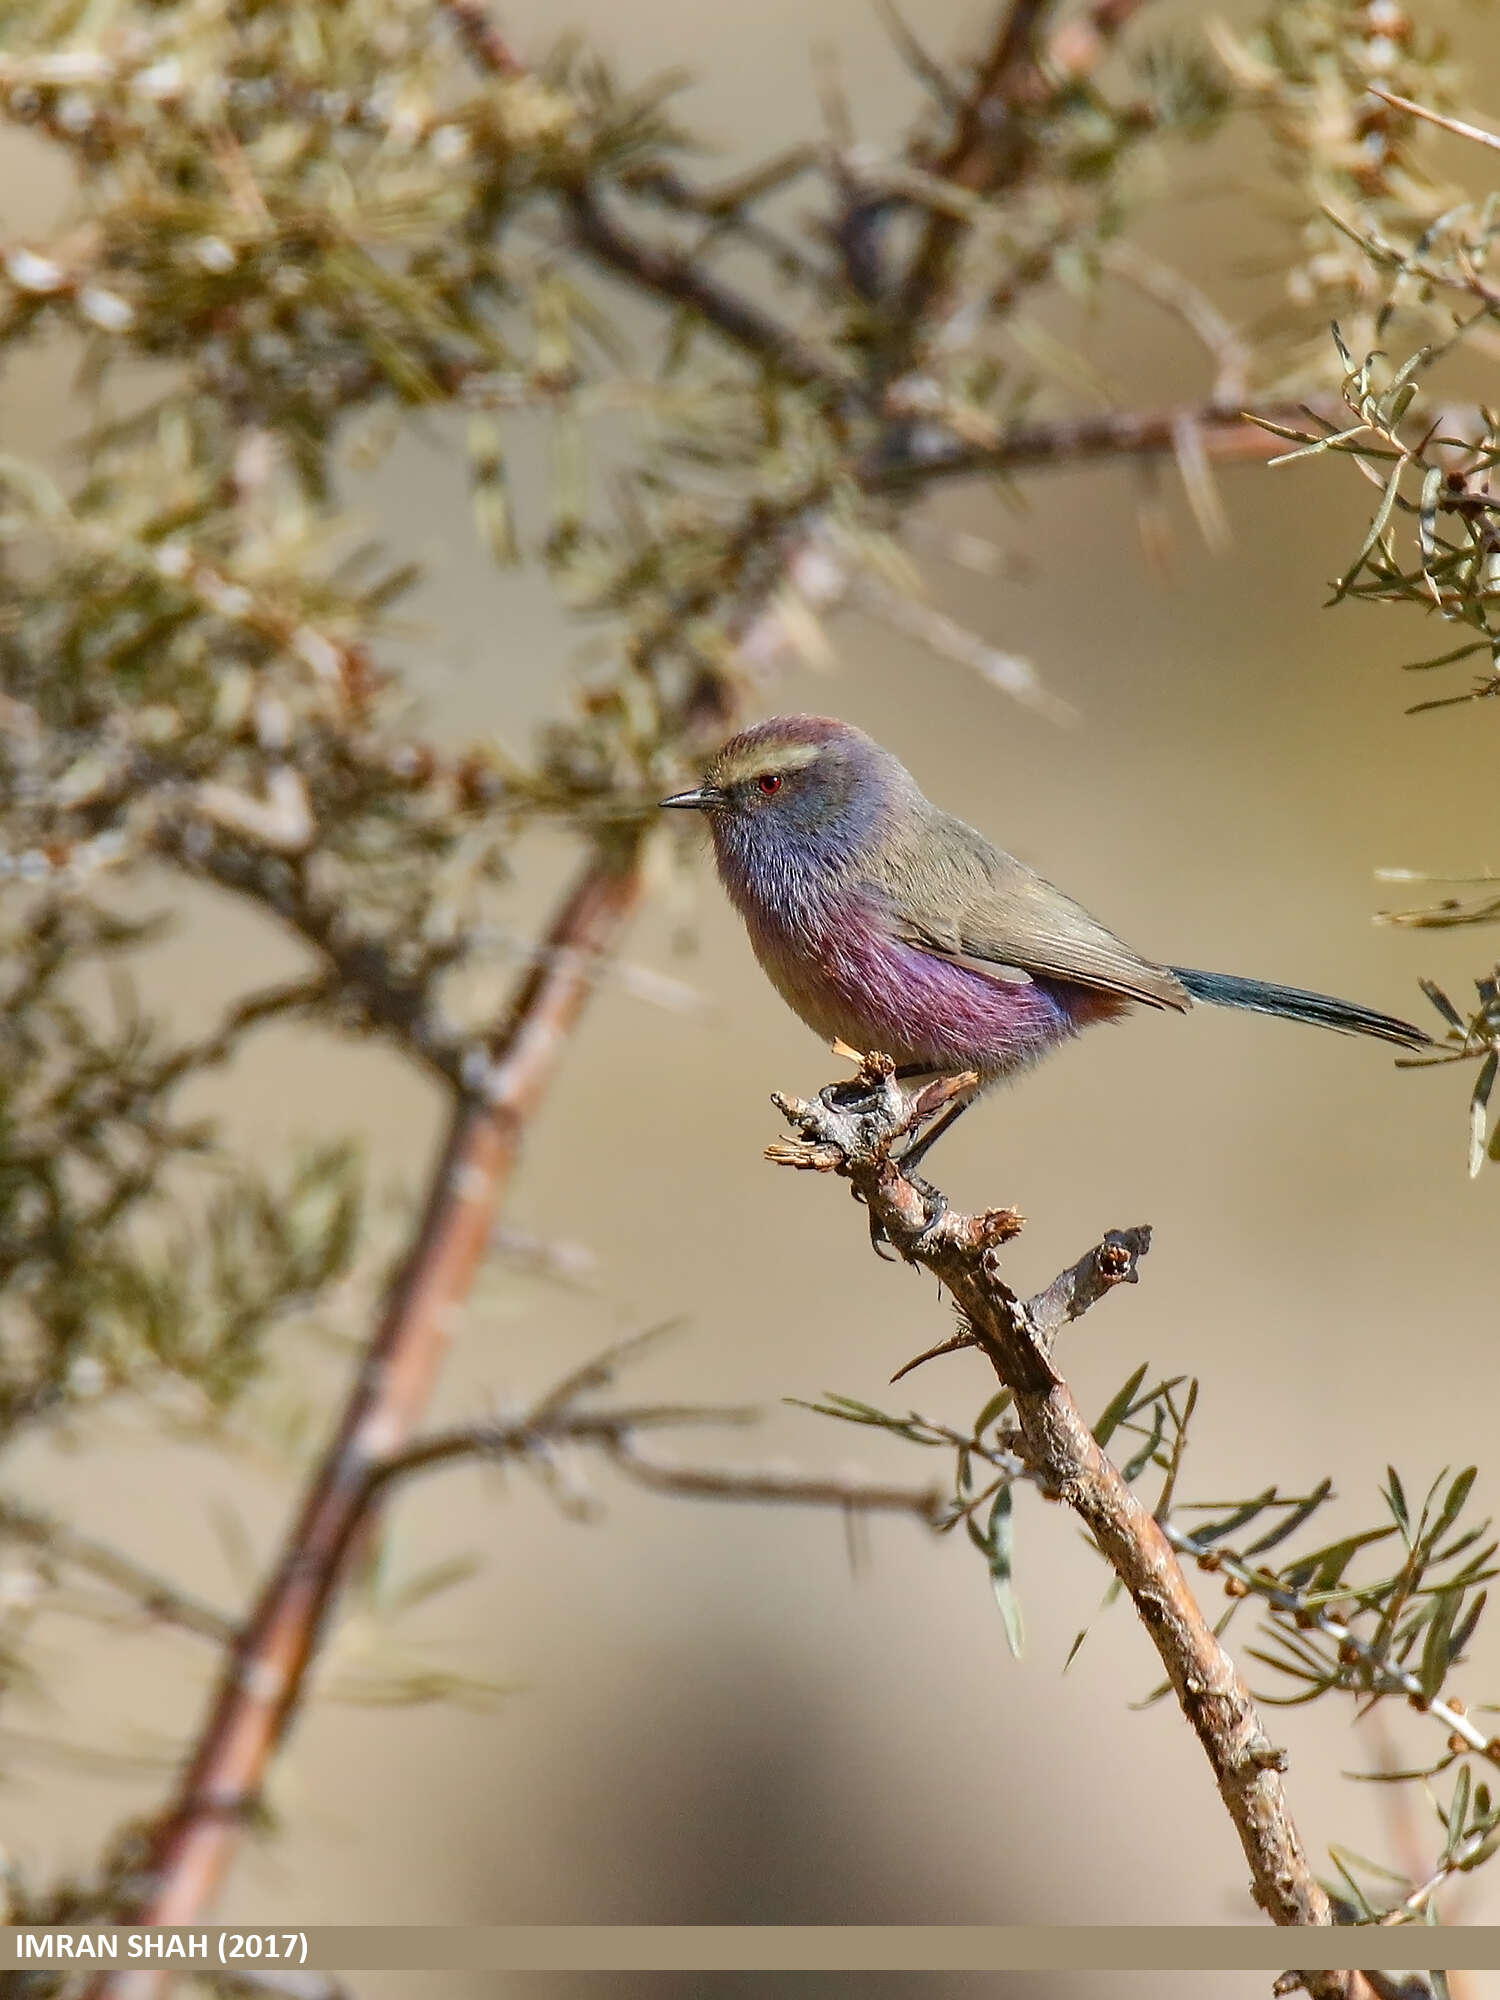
{"left": 735, "top": 883, "right": 1128, "bottom": 1080}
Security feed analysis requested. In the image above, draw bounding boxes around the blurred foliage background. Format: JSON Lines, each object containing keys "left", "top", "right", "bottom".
{"left": 3, "top": 0, "right": 1500, "bottom": 1991}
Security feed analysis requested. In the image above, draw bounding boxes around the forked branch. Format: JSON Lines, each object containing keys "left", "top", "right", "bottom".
{"left": 768, "top": 1053, "right": 1347, "bottom": 1988}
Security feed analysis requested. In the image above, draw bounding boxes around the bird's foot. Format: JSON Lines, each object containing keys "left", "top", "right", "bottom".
{"left": 895, "top": 1088, "right": 976, "bottom": 1175}
{"left": 907, "top": 1179, "right": 950, "bottom": 1251}
{"left": 853, "top": 1175, "right": 948, "bottom": 1260}
{"left": 852, "top": 1184, "right": 900, "bottom": 1262}
{"left": 896, "top": 1129, "right": 939, "bottom": 1176}
{"left": 820, "top": 1048, "right": 906, "bottom": 1116}
{"left": 820, "top": 1076, "right": 876, "bottom": 1114}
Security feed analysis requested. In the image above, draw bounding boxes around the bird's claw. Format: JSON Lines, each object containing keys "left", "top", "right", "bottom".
{"left": 869, "top": 1213, "right": 900, "bottom": 1262}
{"left": 851, "top": 1183, "right": 900, "bottom": 1261}
{"left": 908, "top": 1184, "right": 949, "bottom": 1251}
{"left": 820, "top": 1075, "right": 883, "bottom": 1115}
{"left": 852, "top": 1178, "right": 947, "bottom": 1260}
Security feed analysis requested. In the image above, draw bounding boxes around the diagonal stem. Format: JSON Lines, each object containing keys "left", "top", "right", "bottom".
{"left": 92, "top": 846, "right": 643, "bottom": 1990}
{"left": 888, "top": 0, "right": 1057, "bottom": 349}
{"left": 769, "top": 1060, "right": 1348, "bottom": 1992}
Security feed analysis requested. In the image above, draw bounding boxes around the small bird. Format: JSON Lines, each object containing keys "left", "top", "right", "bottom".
{"left": 660, "top": 714, "right": 1429, "bottom": 1167}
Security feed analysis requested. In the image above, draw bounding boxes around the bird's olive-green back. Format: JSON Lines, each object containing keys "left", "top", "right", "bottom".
{"left": 862, "top": 802, "right": 1192, "bottom": 1012}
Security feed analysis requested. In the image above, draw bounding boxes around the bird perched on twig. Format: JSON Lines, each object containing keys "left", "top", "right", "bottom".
{"left": 660, "top": 714, "right": 1429, "bottom": 1168}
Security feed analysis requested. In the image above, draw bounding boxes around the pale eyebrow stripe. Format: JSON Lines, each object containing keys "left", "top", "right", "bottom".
{"left": 713, "top": 742, "right": 824, "bottom": 784}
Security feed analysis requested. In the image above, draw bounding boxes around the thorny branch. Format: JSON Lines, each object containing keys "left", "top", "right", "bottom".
{"left": 768, "top": 1053, "right": 1346, "bottom": 1982}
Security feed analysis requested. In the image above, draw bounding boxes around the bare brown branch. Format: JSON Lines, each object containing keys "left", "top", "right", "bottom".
{"left": 371, "top": 1409, "right": 946, "bottom": 1520}
{"left": 889, "top": 0, "right": 1057, "bottom": 339}
{"left": 1366, "top": 85, "right": 1500, "bottom": 157}
{"left": 0, "top": 1498, "right": 236, "bottom": 1647}
{"left": 1023, "top": 1226, "right": 1153, "bottom": 1359}
{"left": 768, "top": 1054, "right": 1346, "bottom": 1974}
{"left": 887, "top": 0, "right": 1150, "bottom": 350}
{"left": 434, "top": 0, "right": 524, "bottom": 74}
{"left": 563, "top": 186, "right": 857, "bottom": 394}
{"left": 868, "top": 399, "right": 1341, "bottom": 489}
{"left": 604, "top": 1441, "right": 945, "bottom": 1518}
{"left": 95, "top": 846, "right": 644, "bottom": 1974}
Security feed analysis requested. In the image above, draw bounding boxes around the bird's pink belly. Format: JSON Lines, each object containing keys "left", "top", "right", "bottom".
{"left": 746, "top": 906, "right": 1127, "bottom": 1079}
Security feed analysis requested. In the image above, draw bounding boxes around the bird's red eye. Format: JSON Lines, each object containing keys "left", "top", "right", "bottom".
{"left": 756, "top": 773, "right": 783, "bottom": 796}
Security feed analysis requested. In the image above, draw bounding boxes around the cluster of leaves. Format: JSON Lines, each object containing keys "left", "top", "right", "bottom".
{"left": 1216, "top": 0, "right": 1472, "bottom": 378}
{"left": 798, "top": 1386, "right": 1028, "bottom": 1652}
{"left": 1256, "top": 88, "right": 1500, "bottom": 1166}
{"left": 1330, "top": 1763, "right": 1500, "bottom": 1926}
{"left": 0, "top": 893, "right": 365, "bottom": 1427}
{"left": 810, "top": 1367, "right": 1500, "bottom": 1927}
{"left": 1199, "top": 1463, "right": 1492, "bottom": 1726}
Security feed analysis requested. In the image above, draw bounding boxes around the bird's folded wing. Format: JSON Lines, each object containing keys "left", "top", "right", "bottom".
{"left": 872, "top": 819, "right": 1191, "bottom": 1012}
{"left": 900, "top": 917, "right": 1190, "bottom": 1009}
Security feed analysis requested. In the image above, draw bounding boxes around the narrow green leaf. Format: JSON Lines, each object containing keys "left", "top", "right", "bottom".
{"left": 1324, "top": 1852, "right": 1378, "bottom": 1922}
{"left": 1064, "top": 1577, "right": 1123, "bottom": 1672}
{"left": 1426, "top": 1467, "right": 1480, "bottom": 1553}
{"left": 1120, "top": 1374, "right": 1187, "bottom": 1422}
{"left": 1267, "top": 421, "right": 1373, "bottom": 465}
{"left": 1469, "top": 1047, "right": 1497, "bottom": 1178}
{"left": 1154, "top": 1376, "right": 1198, "bottom": 1521}
{"left": 1242, "top": 1478, "right": 1335, "bottom": 1558}
{"left": 1127, "top": 1676, "right": 1174, "bottom": 1709}
{"left": 1421, "top": 1585, "right": 1461, "bottom": 1700}
{"left": 1185, "top": 1488, "right": 1279, "bottom": 1547}
{"left": 1418, "top": 462, "right": 1443, "bottom": 577}
{"left": 1335, "top": 456, "right": 1406, "bottom": 598}
{"left": 1245, "top": 1645, "right": 1333, "bottom": 1690}
{"left": 972, "top": 1386, "right": 1013, "bottom": 1438}
{"left": 1345, "top": 1757, "right": 1457, "bottom": 1784}
{"left": 1386, "top": 1466, "right": 1411, "bottom": 1539}
{"left": 1121, "top": 1402, "right": 1166, "bottom": 1484}
{"left": 1093, "top": 1363, "right": 1149, "bottom": 1449}
{"left": 1401, "top": 639, "right": 1494, "bottom": 673}
{"left": 1447, "top": 1587, "right": 1487, "bottom": 1665}
{"left": 384, "top": 1553, "right": 484, "bottom": 1617}
{"left": 986, "top": 1485, "right": 1024, "bottom": 1659}
{"left": 1445, "top": 1764, "right": 1473, "bottom": 1861}
{"left": 1386, "top": 379, "right": 1418, "bottom": 426}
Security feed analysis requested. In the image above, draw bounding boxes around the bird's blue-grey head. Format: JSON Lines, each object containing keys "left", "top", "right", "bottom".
{"left": 659, "top": 715, "right": 920, "bottom": 909}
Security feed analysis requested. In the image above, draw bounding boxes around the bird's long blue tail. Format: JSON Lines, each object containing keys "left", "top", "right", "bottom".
{"left": 1170, "top": 967, "right": 1429, "bottom": 1049}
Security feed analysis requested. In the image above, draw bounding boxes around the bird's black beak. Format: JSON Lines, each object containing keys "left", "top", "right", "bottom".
{"left": 658, "top": 785, "right": 726, "bottom": 811}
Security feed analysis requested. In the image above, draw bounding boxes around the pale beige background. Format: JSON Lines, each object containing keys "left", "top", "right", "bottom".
{"left": 4, "top": 2, "right": 1499, "bottom": 1995}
